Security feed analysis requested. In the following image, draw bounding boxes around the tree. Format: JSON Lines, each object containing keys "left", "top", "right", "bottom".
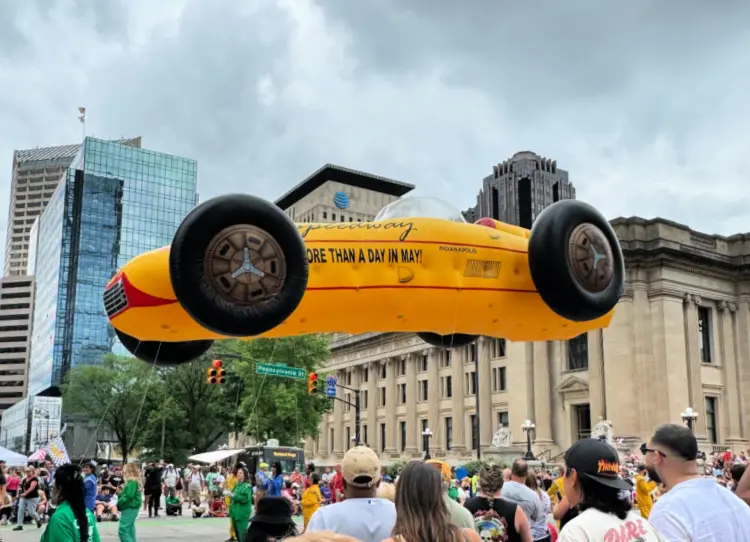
{"left": 62, "top": 354, "right": 162, "bottom": 463}
{"left": 140, "top": 356, "right": 238, "bottom": 463}
{"left": 216, "top": 335, "right": 331, "bottom": 446}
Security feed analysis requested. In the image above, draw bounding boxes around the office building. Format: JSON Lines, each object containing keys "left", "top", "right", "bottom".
{"left": 26, "top": 137, "right": 197, "bottom": 397}
{"left": 0, "top": 276, "right": 34, "bottom": 415}
{"left": 0, "top": 395, "right": 61, "bottom": 454}
{"left": 4, "top": 138, "right": 141, "bottom": 276}
{"left": 275, "top": 164, "right": 415, "bottom": 222}
{"left": 463, "top": 151, "right": 575, "bottom": 227}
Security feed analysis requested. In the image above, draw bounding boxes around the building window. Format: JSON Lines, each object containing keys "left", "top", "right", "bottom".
{"left": 705, "top": 396, "right": 718, "bottom": 443}
{"left": 400, "top": 421, "right": 407, "bottom": 452}
{"left": 399, "top": 358, "right": 406, "bottom": 375}
{"left": 440, "top": 350, "right": 452, "bottom": 367}
{"left": 419, "top": 380, "right": 428, "bottom": 402}
{"left": 419, "top": 354, "right": 428, "bottom": 372}
{"left": 698, "top": 307, "right": 712, "bottom": 363}
{"left": 421, "top": 419, "right": 428, "bottom": 451}
{"left": 468, "top": 343, "right": 477, "bottom": 363}
{"left": 363, "top": 425, "right": 368, "bottom": 446}
{"left": 465, "top": 371, "right": 477, "bottom": 395}
{"left": 574, "top": 404, "right": 591, "bottom": 441}
{"left": 330, "top": 428, "right": 334, "bottom": 452}
{"left": 362, "top": 390, "right": 368, "bottom": 409}
{"left": 492, "top": 367, "right": 507, "bottom": 392}
{"left": 491, "top": 338, "right": 506, "bottom": 358}
{"left": 470, "top": 414, "right": 478, "bottom": 450}
{"left": 398, "top": 383, "right": 406, "bottom": 405}
{"left": 445, "top": 417, "right": 453, "bottom": 450}
{"left": 323, "top": 211, "right": 327, "bottom": 219}
{"left": 380, "top": 364, "right": 386, "bottom": 379}
{"left": 332, "top": 213, "right": 336, "bottom": 221}
{"left": 362, "top": 367, "right": 368, "bottom": 383}
{"left": 345, "top": 393, "right": 352, "bottom": 412}
{"left": 346, "top": 427, "right": 351, "bottom": 449}
{"left": 441, "top": 375, "right": 453, "bottom": 398}
{"left": 379, "top": 387, "right": 386, "bottom": 407}
{"left": 380, "top": 423, "right": 386, "bottom": 452}
{"left": 568, "top": 333, "right": 589, "bottom": 370}
{"left": 497, "top": 411, "right": 509, "bottom": 428}
{"left": 340, "top": 215, "right": 345, "bottom": 222}
{"left": 346, "top": 372, "right": 352, "bottom": 385}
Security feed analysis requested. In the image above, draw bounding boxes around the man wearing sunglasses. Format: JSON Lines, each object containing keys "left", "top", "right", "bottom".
{"left": 645, "top": 424, "right": 750, "bottom": 541}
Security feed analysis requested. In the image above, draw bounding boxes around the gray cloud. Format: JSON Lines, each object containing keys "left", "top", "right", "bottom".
{"left": 0, "top": 0, "right": 749, "bottom": 271}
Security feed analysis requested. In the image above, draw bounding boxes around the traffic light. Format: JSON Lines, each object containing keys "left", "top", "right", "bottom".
{"left": 307, "top": 372, "right": 318, "bottom": 394}
{"left": 207, "top": 360, "right": 226, "bottom": 385}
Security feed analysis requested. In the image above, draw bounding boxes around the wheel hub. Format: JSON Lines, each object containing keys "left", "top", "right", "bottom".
{"left": 204, "top": 225, "right": 287, "bottom": 305}
{"left": 567, "top": 223, "right": 614, "bottom": 294}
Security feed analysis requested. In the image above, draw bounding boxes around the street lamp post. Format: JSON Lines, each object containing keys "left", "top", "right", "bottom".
{"left": 422, "top": 428, "right": 434, "bottom": 460}
{"left": 522, "top": 420, "right": 536, "bottom": 460}
{"left": 681, "top": 407, "right": 699, "bottom": 433}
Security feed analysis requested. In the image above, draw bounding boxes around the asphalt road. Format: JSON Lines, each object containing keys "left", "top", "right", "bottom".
{"left": 5, "top": 511, "right": 304, "bottom": 542}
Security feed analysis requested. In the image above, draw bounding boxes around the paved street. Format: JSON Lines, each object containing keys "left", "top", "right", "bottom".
{"left": 4, "top": 511, "right": 304, "bottom": 542}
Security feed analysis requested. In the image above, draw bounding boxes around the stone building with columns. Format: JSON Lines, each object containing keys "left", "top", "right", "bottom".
{"left": 304, "top": 216, "right": 750, "bottom": 465}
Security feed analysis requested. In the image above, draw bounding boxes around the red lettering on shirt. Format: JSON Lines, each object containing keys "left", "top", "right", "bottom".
{"left": 604, "top": 521, "right": 648, "bottom": 542}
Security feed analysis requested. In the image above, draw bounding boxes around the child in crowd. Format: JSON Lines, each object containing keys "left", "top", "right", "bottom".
{"left": 209, "top": 494, "right": 227, "bottom": 518}
{"left": 165, "top": 489, "right": 183, "bottom": 516}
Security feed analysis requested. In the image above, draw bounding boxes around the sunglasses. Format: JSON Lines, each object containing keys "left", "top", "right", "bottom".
{"left": 640, "top": 443, "right": 667, "bottom": 457}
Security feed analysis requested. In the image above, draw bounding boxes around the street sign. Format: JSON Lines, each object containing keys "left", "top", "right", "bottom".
{"left": 325, "top": 375, "right": 337, "bottom": 397}
{"left": 256, "top": 363, "right": 306, "bottom": 380}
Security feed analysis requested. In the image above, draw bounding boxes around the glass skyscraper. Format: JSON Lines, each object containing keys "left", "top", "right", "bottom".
{"left": 27, "top": 138, "right": 197, "bottom": 396}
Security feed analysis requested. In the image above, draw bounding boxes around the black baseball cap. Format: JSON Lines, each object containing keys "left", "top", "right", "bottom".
{"left": 564, "top": 438, "right": 631, "bottom": 491}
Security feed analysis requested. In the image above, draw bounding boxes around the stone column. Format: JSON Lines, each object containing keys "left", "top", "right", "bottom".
{"left": 684, "top": 294, "right": 707, "bottom": 438}
{"left": 405, "top": 354, "right": 419, "bottom": 454}
{"left": 367, "top": 361, "right": 378, "bottom": 448}
{"left": 384, "top": 358, "right": 397, "bottom": 454}
{"left": 477, "top": 337, "right": 494, "bottom": 450}
{"left": 532, "top": 341, "right": 553, "bottom": 444}
{"left": 736, "top": 300, "right": 750, "bottom": 437}
{"left": 318, "top": 411, "right": 329, "bottom": 456}
{"left": 350, "top": 367, "right": 361, "bottom": 448}
{"left": 719, "top": 301, "right": 743, "bottom": 442}
{"left": 587, "top": 330, "right": 605, "bottom": 421}
{"left": 450, "top": 346, "right": 467, "bottom": 452}
{"left": 333, "top": 369, "right": 345, "bottom": 455}
{"left": 426, "top": 349, "right": 441, "bottom": 449}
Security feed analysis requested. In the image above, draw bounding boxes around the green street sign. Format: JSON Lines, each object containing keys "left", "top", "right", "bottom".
{"left": 256, "top": 363, "right": 306, "bottom": 380}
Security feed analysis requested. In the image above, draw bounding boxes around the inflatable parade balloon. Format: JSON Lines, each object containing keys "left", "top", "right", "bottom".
{"left": 103, "top": 195, "right": 624, "bottom": 366}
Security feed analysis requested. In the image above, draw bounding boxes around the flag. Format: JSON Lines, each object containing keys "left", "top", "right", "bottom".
{"left": 28, "top": 449, "right": 47, "bottom": 461}
{"left": 78, "top": 106, "right": 86, "bottom": 123}
{"left": 78, "top": 106, "right": 86, "bottom": 115}
{"left": 45, "top": 436, "right": 71, "bottom": 466}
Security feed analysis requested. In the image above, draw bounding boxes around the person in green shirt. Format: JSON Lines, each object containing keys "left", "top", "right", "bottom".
{"left": 41, "top": 464, "right": 101, "bottom": 542}
{"left": 225, "top": 467, "right": 252, "bottom": 542}
{"left": 165, "top": 488, "right": 183, "bottom": 516}
{"left": 117, "top": 463, "right": 143, "bottom": 542}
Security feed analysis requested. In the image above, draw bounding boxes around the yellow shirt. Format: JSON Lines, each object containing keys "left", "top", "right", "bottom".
{"left": 547, "top": 477, "right": 565, "bottom": 504}
{"left": 301, "top": 484, "right": 322, "bottom": 528}
{"left": 635, "top": 474, "right": 656, "bottom": 519}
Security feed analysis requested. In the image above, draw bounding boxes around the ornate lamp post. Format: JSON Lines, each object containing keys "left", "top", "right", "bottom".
{"left": 681, "top": 407, "right": 698, "bottom": 432}
{"left": 422, "top": 427, "right": 434, "bottom": 460}
{"left": 522, "top": 419, "right": 536, "bottom": 460}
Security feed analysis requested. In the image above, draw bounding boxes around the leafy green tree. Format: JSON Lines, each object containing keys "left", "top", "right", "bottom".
{"left": 215, "top": 335, "right": 331, "bottom": 446}
{"left": 62, "top": 354, "right": 162, "bottom": 463}
{"left": 140, "top": 356, "right": 237, "bottom": 463}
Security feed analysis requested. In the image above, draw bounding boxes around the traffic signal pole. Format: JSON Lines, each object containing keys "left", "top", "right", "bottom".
{"left": 328, "top": 383, "right": 362, "bottom": 446}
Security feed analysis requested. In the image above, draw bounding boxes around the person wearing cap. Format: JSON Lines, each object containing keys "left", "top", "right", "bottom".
{"left": 425, "top": 459, "right": 475, "bottom": 530}
{"left": 644, "top": 424, "right": 750, "bottom": 542}
{"left": 557, "top": 438, "right": 665, "bottom": 541}
{"left": 305, "top": 446, "right": 396, "bottom": 542}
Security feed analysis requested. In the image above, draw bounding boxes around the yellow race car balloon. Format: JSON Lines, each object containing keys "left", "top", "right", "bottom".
{"left": 103, "top": 195, "right": 624, "bottom": 366}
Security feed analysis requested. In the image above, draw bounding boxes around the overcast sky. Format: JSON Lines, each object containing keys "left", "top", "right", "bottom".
{"left": 1, "top": 0, "right": 749, "bottom": 267}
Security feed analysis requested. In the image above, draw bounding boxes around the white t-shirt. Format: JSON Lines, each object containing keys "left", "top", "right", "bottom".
{"left": 649, "top": 477, "right": 750, "bottom": 541}
{"left": 559, "top": 508, "right": 666, "bottom": 542}
{"left": 188, "top": 472, "right": 204, "bottom": 490}
{"left": 306, "top": 497, "right": 397, "bottom": 542}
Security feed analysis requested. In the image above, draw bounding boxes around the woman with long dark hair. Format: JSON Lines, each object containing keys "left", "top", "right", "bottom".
{"left": 558, "top": 439, "right": 664, "bottom": 541}
{"left": 41, "top": 464, "right": 101, "bottom": 542}
{"left": 385, "top": 461, "right": 480, "bottom": 542}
